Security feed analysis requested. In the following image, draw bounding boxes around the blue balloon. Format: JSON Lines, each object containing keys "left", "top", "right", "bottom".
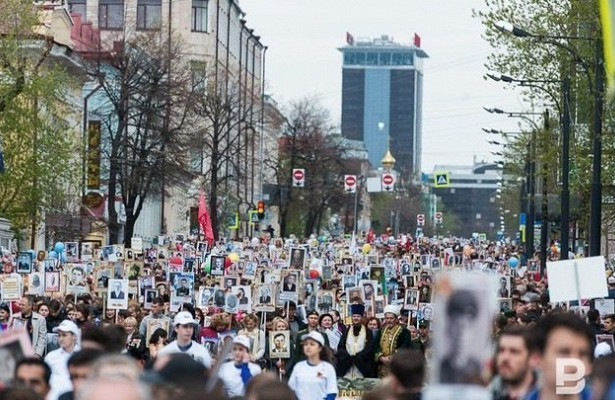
{"left": 508, "top": 257, "right": 519, "bottom": 269}
{"left": 49, "top": 251, "right": 58, "bottom": 259}
{"left": 28, "top": 249, "right": 36, "bottom": 259}
{"left": 60, "top": 254, "right": 67, "bottom": 263}
{"left": 54, "top": 242, "right": 65, "bottom": 254}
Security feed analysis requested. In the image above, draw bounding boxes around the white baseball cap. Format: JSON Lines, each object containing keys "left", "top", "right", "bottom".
{"left": 301, "top": 331, "right": 325, "bottom": 347}
{"left": 53, "top": 320, "right": 79, "bottom": 336}
{"left": 233, "top": 335, "right": 251, "bottom": 350}
{"left": 173, "top": 311, "right": 196, "bottom": 326}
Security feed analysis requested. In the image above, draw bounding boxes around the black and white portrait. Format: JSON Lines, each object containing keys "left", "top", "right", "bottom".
{"left": 210, "top": 256, "right": 225, "bottom": 276}
{"left": 16, "top": 252, "right": 32, "bottom": 274}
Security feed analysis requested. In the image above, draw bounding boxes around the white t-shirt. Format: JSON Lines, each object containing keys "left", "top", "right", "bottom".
{"left": 45, "top": 346, "right": 80, "bottom": 400}
{"left": 288, "top": 360, "right": 338, "bottom": 400}
{"left": 157, "top": 340, "right": 212, "bottom": 368}
{"left": 218, "top": 361, "right": 261, "bottom": 397}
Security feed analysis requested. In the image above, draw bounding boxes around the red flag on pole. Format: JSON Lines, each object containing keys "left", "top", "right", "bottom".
{"left": 198, "top": 188, "right": 214, "bottom": 244}
{"left": 346, "top": 32, "right": 354, "bottom": 45}
{"left": 413, "top": 33, "right": 421, "bottom": 47}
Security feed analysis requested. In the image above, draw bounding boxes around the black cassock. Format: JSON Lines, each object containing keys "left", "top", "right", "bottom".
{"left": 336, "top": 325, "right": 376, "bottom": 378}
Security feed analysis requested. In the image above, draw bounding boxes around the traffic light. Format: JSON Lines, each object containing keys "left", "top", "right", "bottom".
{"left": 257, "top": 201, "right": 265, "bottom": 219}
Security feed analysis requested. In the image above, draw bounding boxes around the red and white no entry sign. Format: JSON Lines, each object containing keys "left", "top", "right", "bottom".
{"left": 293, "top": 169, "right": 304, "bottom": 181}
{"left": 345, "top": 176, "right": 356, "bottom": 186}
{"left": 382, "top": 174, "right": 394, "bottom": 185}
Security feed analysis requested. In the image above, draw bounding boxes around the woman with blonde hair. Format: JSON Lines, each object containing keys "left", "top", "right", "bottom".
{"left": 265, "top": 317, "right": 296, "bottom": 378}
{"left": 237, "top": 314, "right": 266, "bottom": 365}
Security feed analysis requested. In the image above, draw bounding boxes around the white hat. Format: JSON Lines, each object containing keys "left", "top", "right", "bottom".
{"left": 53, "top": 320, "right": 79, "bottom": 336}
{"left": 608, "top": 276, "right": 615, "bottom": 285}
{"left": 173, "top": 311, "right": 196, "bottom": 326}
{"left": 233, "top": 335, "right": 251, "bottom": 350}
{"left": 383, "top": 305, "right": 400, "bottom": 316}
{"left": 595, "top": 342, "right": 613, "bottom": 358}
{"left": 301, "top": 331, "right": 325, "bottom": 347}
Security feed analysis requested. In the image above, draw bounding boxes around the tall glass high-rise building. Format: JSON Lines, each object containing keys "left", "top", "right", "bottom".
{"left": 339, "top": 35, "right": 428, "bottom": 179}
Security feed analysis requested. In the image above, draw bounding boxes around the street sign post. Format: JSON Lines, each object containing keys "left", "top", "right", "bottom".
{"left": 434, "top": 171, "right": 450, "bottom": 188}
{"left": 292, "top": 168, "right": 305, "bottom": 187}
{"left": 382, "top": 173, "right": 395, "bottom": 191}
{"left": 435, "top": 212, "right": 443, "bottom": 224}
{"left": 344, "top": 175, "right": 357, "bottom": 193}
{"left": 417, "top": 214, "right": 425, "bottom": 226}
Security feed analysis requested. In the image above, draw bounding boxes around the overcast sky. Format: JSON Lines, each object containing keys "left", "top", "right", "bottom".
{"left": 239, "top": 0, "right": 529, "bottom": 172}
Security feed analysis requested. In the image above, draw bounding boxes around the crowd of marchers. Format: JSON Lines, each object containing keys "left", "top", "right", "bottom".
{"left": 0, "top": 233, "right": 614, "bottom": 400}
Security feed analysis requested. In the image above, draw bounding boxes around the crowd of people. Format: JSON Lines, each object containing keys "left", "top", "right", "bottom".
{"left": 0, "top": 233, "right": 613, "bottom": 400}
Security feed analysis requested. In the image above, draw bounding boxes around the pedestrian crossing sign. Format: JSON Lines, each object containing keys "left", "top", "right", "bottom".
{"left": 434, "top": 172, "right": 450, "bottom": 188}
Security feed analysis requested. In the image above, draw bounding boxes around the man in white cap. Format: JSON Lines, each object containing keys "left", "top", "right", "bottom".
{"left": 157, "top": 311, "right": 212, "bottom": 368}
{"left": 45, "top": 320, "right": 81, "bottom": 400}
{"left": 218, "top": 335, "right": 262, "bottom": 397}
{"left": 374, "top": 304, "right": 411, "bottom": 378}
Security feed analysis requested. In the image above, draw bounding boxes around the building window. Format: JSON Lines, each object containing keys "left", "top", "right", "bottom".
{"left": 99, "top": 0, "right": 124, "bottom": 29}
{"left": 68, "top": 0, "right": 86, "bottom": 19}
{"left": 137, "top": 0, "right": 161, "bottom": 30}
{"left": 192, "top": 0, "right": 208, "bottom": 32}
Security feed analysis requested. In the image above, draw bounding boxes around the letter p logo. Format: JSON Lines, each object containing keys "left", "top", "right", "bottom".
{"left": 556, "top": 358, "right": 586, "bottom": 395}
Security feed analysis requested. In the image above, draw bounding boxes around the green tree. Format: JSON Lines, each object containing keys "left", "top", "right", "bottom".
{"left": 0, "top": 0, "right": 79, "bottom": 243}
{"left": 475, "top": 0, "right": 608, "bottom": 240}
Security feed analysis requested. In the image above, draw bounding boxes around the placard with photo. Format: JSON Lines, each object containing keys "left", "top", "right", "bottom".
{"left": 225, "top": 292, "right": 239, "bottom": 313}
{"left": 146, "top": 319, "right": 170, "bottom": 344}
{"left": 16, "top": 252, "right": 32, "bottom": 274}
{"left": 404, "top": 288, "right": 420, "bottom": 310}
{"left": 67, "top": 265, "right": 87, "bottom": 287}
{"left": 289, "top": 247, "right": 306, "bottom": 269}
{"left": 232, "top": 286, "right": 251, "bottom": 311}
{"left": 429, "top": 272, "right": 496, "bottom": 387}
{"left": 169, "top": 272, "right": 194, "bottom": 312}
{"left": 210, "top": 256, "right": 225, "bottom": 276}
{"left": 316, "top": 290, "right": 334, "bottom": 315}
{"left": 360, "top": 280, "right": 377, "bottom": 303}
{"left": 65, "top": 242, "right": 79, "bottom": 262}
{"left": 198, "top": 287, "right": 215, "bottom": 308}
{"left": 95, "top": 268, "right": 111, "bottom": 290}
{"left": 80, "top": 242, "right": 95, "bottom": 261}
{"left": 126, "top": 262, "right": 143, "bottom": 280}
{"left": 144, "top": 289, "right": 158, "bottom": 309}
{"left": 269, "top": 330, "right": 290, "bottom": 359}
{"left": 107, "top": 279, "right": 129, "bottom": 309}
{"left": 45, "top": 271, "right": 60, "bottom": 292}
{"left": 0, "top": 329, "right": 35, "bottom": 385}
{"left": 27, "top": 273, "right": 44, "bottom": 296}
{"left": 280, "top": 270, "right": 299, "bottom": 300}
{"left": 243, "top": 261, "right": 256, "bottom": 279}
{"left": 138, "top": 276, "right": 155, "bottom": 298}
{"left": 253, "top": 284, "right": 276, "bottom": 312}
{"left": 1, "top": 277, "right": 20, "bottom": 301}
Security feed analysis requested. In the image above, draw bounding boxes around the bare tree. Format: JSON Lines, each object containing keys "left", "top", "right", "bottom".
{"left": 85, "top": 31, "right": 200, "bottom": 245}
{"left": 192, "top": 71, "right": 258, "bottom": 238}
{"left": 267, "top": 98, "right": 347, "bottom": 237}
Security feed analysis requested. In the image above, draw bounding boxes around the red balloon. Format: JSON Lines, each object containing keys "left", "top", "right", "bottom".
{"left": 169, "top": 256, "right": 183, "bottom": 266}
{"left": 224, "top": 257, "right": 232, "bottom": 268}
{"left": 309, "top": 269, "right": 320, "bottom": 279}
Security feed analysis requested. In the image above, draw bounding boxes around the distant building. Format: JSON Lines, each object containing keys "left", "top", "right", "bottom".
{"left": 339, "top": 34, "right": 428, "bottom": 181}
{"left": 426, "top": 162, "right": 500, "bottom": 237}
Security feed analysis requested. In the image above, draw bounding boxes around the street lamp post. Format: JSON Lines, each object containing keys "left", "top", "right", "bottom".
{"left": 495, "top": 21, "right": 604, "bottom": 257}
{"left": 484, "top": 107, "right": 542, "bottom": 260}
